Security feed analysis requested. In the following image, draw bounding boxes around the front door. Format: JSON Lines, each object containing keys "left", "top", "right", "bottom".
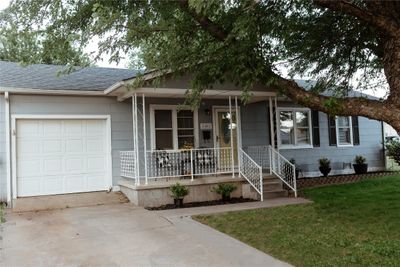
{"left": 213, "top": 108, "right": 238, "bottom": 166}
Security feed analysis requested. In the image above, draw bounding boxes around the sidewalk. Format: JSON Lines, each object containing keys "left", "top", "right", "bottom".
{"left": 155, "top": 197, "right": 311, "bottom": 218}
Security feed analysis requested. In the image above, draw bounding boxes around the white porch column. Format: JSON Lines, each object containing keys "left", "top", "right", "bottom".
{"left": 235, "top": 96, "right": 241, "bottom": 176}
{"left": 269, "top": 97, "right": 275, "bottom": 148}
{"left": 132, "top": 94, "right": 140, "bottom": 185}
{"left": 142, "top": 94, "right": 148, "bottom": 185}
{"left": 229, "top": 96, "right": 235, "bottom": 177}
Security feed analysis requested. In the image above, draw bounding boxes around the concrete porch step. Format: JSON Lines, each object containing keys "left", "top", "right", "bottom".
{"left": 263, "top": 190, "right": 289, "bottom": 199}
{"left": 263, "top": 181, "right": 283, "bottom": 191}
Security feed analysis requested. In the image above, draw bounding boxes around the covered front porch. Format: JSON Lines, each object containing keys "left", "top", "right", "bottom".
{"left": 105, "top": 76, "right": 297, "bottom": 206}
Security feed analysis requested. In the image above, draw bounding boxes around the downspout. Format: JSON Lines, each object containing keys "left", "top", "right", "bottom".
{"left": 5, "top": 92, "right": 11, "bottom": 205}
{"left": 381, "top": 121, "right": 387, "bottom": 170}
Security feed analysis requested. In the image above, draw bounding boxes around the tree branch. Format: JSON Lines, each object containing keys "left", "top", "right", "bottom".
{"left": 178, "top": 0, "right": 228, "bottom": 41}
{"left": 314, "top": 0, "right": 400, "bottom": 37}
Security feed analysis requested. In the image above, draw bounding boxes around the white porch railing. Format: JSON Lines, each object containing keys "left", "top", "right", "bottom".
{"left": 146, "top": 147, "right": 233, "bottom": 180}
{"left": 243, "top": 145, "right": 271, "bottom": 170}
{"left": 121, "top": 147, "right": 234, "bottom": 184}
{"left": 120, "top": 151, "right": 138, "bottom": 183}
{"left": 239, "top": 148, "right": 264, "bottom": 201}
{"left": 269, "top": 145, "right": 297, "bottom": 197}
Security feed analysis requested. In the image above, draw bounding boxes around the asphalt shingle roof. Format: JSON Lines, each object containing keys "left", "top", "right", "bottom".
{"left": 0, "top": 61, "right": 138, "bottom": 91}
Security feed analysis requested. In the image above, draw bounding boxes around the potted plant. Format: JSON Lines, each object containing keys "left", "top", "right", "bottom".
{"left": 169, "top": 183, "right": 189, "bottom": 208}
{"left": 212, "top": 183, "right": 237, "bottom": 202}
{"left": 319, "top": 157, "right": 331, "bottom": 177}
{"left": 353, "top": 155, "right": 368, "bottom": 174}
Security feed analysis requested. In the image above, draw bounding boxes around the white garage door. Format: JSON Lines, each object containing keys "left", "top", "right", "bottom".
{"left": 16, "top": 119, "right": 110, "bottom": 197}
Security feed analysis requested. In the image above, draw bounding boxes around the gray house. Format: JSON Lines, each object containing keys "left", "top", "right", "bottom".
{"left": 0, "top": 61, "right": 385, "bottom": 206}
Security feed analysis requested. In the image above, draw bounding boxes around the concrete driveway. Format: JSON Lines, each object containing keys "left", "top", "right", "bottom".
{"left": 0, "top": 203, "right": 293, "bottom": 267}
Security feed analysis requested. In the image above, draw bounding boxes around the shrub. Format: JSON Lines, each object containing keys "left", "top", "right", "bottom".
{"left": 354, "top": 155, "right": 367, "bottom": 165}
{"left": 169, "top": 183, "right": 189, "bottom": 199}
{"left": 212, "top": 183, "right": 237, "bottom": 197}
{"left": 386, "top": 140, "right": 400, "bottom": 165}
{"left": 319, "top": 157, "right": 331, "bottom": 168}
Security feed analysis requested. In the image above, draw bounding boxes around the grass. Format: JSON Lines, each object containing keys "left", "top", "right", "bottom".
{"left": 194, "top": 175, "right": 400, "bottom": 267}
{"left": 0, "top": 203, "right": 5, "bottom": 223}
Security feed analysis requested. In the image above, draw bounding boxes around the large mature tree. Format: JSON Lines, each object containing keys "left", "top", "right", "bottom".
{"left": 0, "top": 6, "right": 90, "bottom": 66}
{"left": 3, "top": 0, "right": 400, "bottom": 130}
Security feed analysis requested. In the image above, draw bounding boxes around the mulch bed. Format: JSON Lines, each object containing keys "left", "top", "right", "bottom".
{"left": 145, "top": 197, "right": 256, "bottom": 210}
{"left": 296, "top": 171, "right": 399, "bottom": 189}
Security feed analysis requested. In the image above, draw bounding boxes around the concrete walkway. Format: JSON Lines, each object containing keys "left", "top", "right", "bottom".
{"left": 0, "top": 198, "right": 309, "bottom": 267}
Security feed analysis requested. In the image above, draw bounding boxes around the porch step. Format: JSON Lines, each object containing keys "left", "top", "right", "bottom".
{"left": 263, "top": 181, "right": 283, "bottom": 191}
{"left": 263, "top": 190, "right": 289, "bottom": 199}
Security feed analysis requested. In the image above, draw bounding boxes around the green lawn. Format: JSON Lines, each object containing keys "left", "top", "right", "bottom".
{"left": 0, "top": 203, "right": 5, "bottom": 223}
{"left": 194, "top": 175, "right": 400, "bottom": 267}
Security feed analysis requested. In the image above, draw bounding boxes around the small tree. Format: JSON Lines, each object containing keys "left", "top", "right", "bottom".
{"left": 169, "top": 183, "right": 189, "bottom": 208}
{"left": 212, "top": 183, "right": 237, "bottom": 202}
{"left": 386, "top": 140, "right": 400, "bottom": 165}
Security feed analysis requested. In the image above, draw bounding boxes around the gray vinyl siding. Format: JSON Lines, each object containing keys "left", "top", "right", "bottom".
{"left": 9, "top": 95, "right": 133, "bottom": 187}
{"left": 0, "top": 95, "right": 6, "bottom": 201}
{"left": 277, "top": 109, "right": 385, "bottom": 175}
{"left": 240, "top": 101, "right": 269, "bottom": 147}
{"left": 145, "top": 73, "right": 276, "bottom": 92}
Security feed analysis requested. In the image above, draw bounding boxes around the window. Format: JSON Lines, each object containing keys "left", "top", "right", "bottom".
{"left": 154, "top": 110, "right": 173, "bottom": 150}
{"left": 177, "top": 110, "right": 195, "bottom": 148}
{"left": 328, "top": 116, "right": 359, "bottom": 146}
{"left": 336, "top": 116, "right": 353, "bottom": 146}
{"left": 151, "top": 106, "right": 197, "bottom": 150}
{"left": 278, "top": 108, "right": 312, "bottom": 148}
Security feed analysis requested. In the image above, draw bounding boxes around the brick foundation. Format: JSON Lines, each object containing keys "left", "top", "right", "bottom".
{"left": 296, "top": 171, "right": 399, "bottom": 189}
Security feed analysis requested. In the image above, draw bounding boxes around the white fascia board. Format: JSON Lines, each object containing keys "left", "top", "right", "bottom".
{"left": 0, "top": 87, "right": 106, "bottom": 96}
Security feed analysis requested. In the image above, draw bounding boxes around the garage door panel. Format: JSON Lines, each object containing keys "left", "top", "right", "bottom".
{"left": 65, "top": 157, "right": 86, "bottom": 173}
{"left": 87, "top": 138, "right": 105, "bottom": 153}
{"left": 18, "top": 159, "right": 41, "bottom": 177}
{"left": 87, "top": 156, "right": 106, "bottom": 171}
{"left": 66, "top": 139, "right": 85, "bottom": 153}
{"left": 65, "top": 174, "right": 86, "bottom": 192}
{"left": 43, "top": 121, "right": 62, "bottom": 136}
{"left": 18, "top": 177, "right": 42, "bottom": 196}
{"left": 64, "top": 121, "right": 83, "bottom": 136}
{"left": 18, "top": 121, "right": 41, "bottom": 137}
{"left": 42, "top": 175, "right": 64, "bottom": 193}
{"left": 86, "top": 120, "right": 105, "bottom": 136}
{"left": 43, "top": 158, "right": 63, "bottom": 174}
{"left": 42, "top": 139, "right": 63, "bottom": 153}
{"left": 16, "top": 119, "right": 110, "bottom": 197}
{"left": 17, "top": 140, "right": 40, "bottom": 154}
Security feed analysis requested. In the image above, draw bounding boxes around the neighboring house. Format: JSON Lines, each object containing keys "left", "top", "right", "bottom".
{"left": 0, "top": 61, "right": 386, "bottom": 206}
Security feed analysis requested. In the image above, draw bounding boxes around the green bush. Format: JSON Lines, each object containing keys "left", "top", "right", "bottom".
{"left": 354, "top": 155, "right": 367, "bottom": 164}
{"left": 319, "top": 157, "right": 331, "bottom": 168}
{"left": 386, "top": 140, "right": 400, "bottom": 165}
{"left": 169, "top": 183, "right": 189, "bottom": 199}
{"left": 212, "top": 183, "right": 237, "bottom": 197}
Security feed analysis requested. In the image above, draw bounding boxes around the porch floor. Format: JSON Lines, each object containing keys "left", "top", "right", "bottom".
{"left": 118, "top": 173, "right": 275, "bottom": 190}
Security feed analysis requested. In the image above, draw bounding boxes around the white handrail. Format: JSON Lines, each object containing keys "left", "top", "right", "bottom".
{"left": 239, "top": 148, "right": 264, "bottom": 201}
{"left": 269, "top": 145, "right": 297, "bottom": 197}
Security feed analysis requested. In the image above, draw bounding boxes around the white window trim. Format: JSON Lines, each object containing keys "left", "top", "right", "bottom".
{"left": 149, "top": 104, "right": 199, "bottom": 150}
{"left": 336, "top": 116, "right": 353, "bottom": 147}
{"left": 277, "top": 107, "right": 313, "bottom": 150}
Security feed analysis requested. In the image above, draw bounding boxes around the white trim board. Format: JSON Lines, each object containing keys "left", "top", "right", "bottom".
{"left": 10, "top": 114, "right": 113, "bottom": 199}
{"left": 0, "top": 87, "right": 106, "bottom": 96}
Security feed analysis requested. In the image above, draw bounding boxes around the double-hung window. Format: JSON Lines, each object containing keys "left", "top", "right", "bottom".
{"left": 151, "top": 106, "right": 197, "bottom": 150}
{"left": 278, "top": 108, "right": 312, "bottom": 148}
{"left": 336, "top": 116, "right": 353, "bottom": 146}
